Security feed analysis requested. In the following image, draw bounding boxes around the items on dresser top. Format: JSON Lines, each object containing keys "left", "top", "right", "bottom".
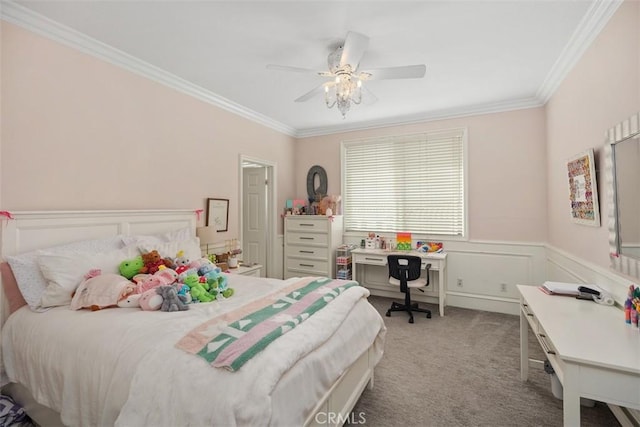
{"left": 284, "top": 215, "right": 343, "bottom": 279}
{"left": 226, "top": 263, "right": 262, "bottom": 277}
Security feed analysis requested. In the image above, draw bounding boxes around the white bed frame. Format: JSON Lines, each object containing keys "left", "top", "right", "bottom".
{"left": 0, "top": 209, "right": 374, "bottom": 426}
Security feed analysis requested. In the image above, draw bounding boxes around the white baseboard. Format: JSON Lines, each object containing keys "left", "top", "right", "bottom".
{"left": 446, "top": 291, "right": 520, "bottom": 315}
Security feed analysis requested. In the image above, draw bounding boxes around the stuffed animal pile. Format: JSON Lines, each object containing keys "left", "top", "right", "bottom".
{"left": 94, "top": 250, "right": 236, "bottom": 312}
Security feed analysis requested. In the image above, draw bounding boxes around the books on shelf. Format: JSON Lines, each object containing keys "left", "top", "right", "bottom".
{"left": 539, "top": 281, "right": 604, "bottom": 296}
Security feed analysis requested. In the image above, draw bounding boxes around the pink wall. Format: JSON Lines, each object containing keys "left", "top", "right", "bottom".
{"left": 546, "top": 0, "right": 639, "bottom": 268}
{"left": 2, "top": 0, "right": 637, "bottom": 263}
{"left": 0, "top": 23, "right": 296, "bottom": 236}
{"left": 295, "top": 107, "right": 548, "bottom": 242}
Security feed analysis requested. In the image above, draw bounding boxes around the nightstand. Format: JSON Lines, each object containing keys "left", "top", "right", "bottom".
{"left": 227, "top": 263, "right": 262, "bottom": 277}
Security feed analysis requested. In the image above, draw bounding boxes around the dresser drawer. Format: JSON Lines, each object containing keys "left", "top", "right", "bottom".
{"left": 285, "top": 218, "right": 329, "bottom": 233}
{"left": 285, "top": 258, "right": 330, "bottom": 276}
{"left": 286, "top": 231, "right": 328, "bottom": 246}
{"left": 285, "top": 246, "right": 329, "bottom": 260}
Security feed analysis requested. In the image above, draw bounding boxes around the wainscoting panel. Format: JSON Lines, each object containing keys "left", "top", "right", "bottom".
{"left": 545, "top": 245, "right": 634, "bottom": 307}
{"left": 272, "top": 236, "right": 637, "bottom": 314}
{"left": 341, "top": 237, "right": 546, "bottom": 315}
{"left": 442, "top": 241, "right": 546, "bottom": 315}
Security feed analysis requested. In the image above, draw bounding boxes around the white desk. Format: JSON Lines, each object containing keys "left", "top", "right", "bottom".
{"left": 518, "top": 285, "right": 640, "bottom": 426}
{"left": 351, "top": 248, "right": 447, "bottom": 316}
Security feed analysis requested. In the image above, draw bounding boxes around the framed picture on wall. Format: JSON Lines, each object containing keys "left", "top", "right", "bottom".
{"left": 206, "top": 198, "right": 229, "bottom": 232}
{"left": 566, "top": 149, "right": 600, "bottom": 226}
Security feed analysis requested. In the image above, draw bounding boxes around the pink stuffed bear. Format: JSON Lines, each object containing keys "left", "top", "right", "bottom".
{"left": 133, "top": 267, "right": 178, "bottom": 294}
{"left": 138, "top": 288, "right": 163, "bottom": 311}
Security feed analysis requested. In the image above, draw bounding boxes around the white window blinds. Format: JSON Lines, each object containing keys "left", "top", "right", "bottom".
{"left": 342, "top": 129, "right": 465, "bottom": 236}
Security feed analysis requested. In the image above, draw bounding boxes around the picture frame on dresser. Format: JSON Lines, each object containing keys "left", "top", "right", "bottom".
{"left": 206, "top": 198, "right": 229, "bottom": 232}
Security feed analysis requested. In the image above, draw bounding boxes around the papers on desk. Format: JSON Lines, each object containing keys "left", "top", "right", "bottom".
{"left": 539, "top": 281, "right": 604, "bottom": 296}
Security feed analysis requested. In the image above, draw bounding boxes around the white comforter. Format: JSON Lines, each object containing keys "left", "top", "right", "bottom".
{"left": 2, "top": 275, "right": 386, "bottom": 426}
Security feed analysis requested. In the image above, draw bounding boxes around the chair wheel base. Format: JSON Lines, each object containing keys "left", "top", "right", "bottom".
{"left": 386, "top": 300, "right": 431, "bottom": 323}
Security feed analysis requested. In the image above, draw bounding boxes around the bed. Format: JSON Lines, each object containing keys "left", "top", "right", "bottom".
{"left": 0, "top": 209, "right": 386, "bottom": 426}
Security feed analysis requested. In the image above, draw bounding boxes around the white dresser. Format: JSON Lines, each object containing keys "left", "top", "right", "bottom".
{"left": 284, "top": 215, "right": 344, "bottom": 279}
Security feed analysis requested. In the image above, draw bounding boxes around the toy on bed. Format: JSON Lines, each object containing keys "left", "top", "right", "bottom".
{"left": 140, "top": 250, "right": 169, "bottom": 274}
{"left": 197, "top": 264, "right": 234, "bottom": 299}
{"left": 71, "top": 269, "right": 137, "bottom": 311}
{"left": 119, "top": 255, "right": 144, "bottom": 279}
{"left": 173, "top": 250, "right": 191, "bottom": 274}
{"left": 133, "top": 266, "right": 178, "bottom": 294}
{"left": 138, "top": 284, "right": 190, "bottom": 311}
{"left": 183, "top": 274, "right": 216, "bottom": 303}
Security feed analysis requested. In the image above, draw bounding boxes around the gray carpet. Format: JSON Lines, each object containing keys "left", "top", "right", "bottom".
{"left": 349, "top": 296, "right": 620, "bottom": 427}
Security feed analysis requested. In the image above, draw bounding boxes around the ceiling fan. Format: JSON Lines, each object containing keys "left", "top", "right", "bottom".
{"left": 266, "top": 31, "right": 426, "bottom": 118}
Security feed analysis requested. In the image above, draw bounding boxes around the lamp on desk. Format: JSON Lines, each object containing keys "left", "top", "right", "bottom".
{"left": 196, "top": 226, "right": 218, "bottom": 257}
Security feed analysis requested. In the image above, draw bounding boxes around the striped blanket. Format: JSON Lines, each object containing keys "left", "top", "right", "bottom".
{"left": 176, "top": 277, "right": 359, "bottom": 371}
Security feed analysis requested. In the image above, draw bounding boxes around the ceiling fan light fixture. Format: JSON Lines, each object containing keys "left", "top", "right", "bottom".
{"left": 268, "top": 31, "right": 425, "bottom": 119}
{"left": 325, "top": 73, "right": 362, "bottom": 118}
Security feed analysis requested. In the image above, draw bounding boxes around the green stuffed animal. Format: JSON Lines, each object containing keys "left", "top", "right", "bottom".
{"left": 183, "top": 274, "right": 215, "bottom": 303}
{"left": 119, "top": 256, "right": 144, "bottom": 279}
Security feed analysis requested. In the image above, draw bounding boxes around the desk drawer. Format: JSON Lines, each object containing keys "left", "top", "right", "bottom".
{"left": 521, "top": 301, "right": 538, "bottom": 334}
{"left": 354, "top": 254, "right": 387, "bottom": 265}
{"left": 355, "top": 253, "right": 437, "bottom": 270}
{"left": 286, "top": 232, "right": 328, "bottom": 246}
{"left": 286, "top": 246, "right": 329, "bottom": 259}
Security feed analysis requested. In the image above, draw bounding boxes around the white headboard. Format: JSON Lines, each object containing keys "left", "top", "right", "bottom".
{"left": 0, "top": 209, "right": 198, "bottom": 325}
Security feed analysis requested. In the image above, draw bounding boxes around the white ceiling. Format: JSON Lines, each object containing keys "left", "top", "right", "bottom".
{"left": 4, "top": 1, "right": 620, "bottom": 137}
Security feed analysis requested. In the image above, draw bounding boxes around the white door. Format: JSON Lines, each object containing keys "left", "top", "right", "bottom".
{"left": 242, "top": 166, "right": 267, "bottom": 271}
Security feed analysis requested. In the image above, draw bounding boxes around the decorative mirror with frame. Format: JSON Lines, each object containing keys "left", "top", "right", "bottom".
{"left": 605, "top": 112, "right": 640, "bottom": 279}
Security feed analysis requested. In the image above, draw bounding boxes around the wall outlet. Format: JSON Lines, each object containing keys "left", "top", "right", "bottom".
{"left": 500, "top": 283, "right": 507, "bottom": 292}
{"left": 457, "top": 278, "right": 463, "bottom": 287}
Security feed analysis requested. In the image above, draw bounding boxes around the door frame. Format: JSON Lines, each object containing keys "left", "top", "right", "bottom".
{"left": 238, "top": 154, "right": 277, "bottom": 278}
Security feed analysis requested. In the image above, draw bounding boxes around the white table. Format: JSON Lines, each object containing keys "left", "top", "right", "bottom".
{"left": 518, "top": 285, "right": 640, "bottom": 426}
{"left": 351, "top": 248, "right": 447, "bottom": 316}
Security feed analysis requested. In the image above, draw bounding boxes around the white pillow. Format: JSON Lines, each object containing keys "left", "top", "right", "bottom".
{"left": 121, "top": 227, "right": 193, "bottom": 246}
{"left": 37, "top": 245, "right": 139, "bottom": 309}
{"left": 5, "top": 236, "right": 124, "bottom": 312}
{"left": 138, "top": 237, "right": 201, "bottom": 262}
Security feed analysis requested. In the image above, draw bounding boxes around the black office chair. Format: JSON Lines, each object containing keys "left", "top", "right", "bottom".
{"left": 386, "top": 255, "right": 432, "bottom": 323}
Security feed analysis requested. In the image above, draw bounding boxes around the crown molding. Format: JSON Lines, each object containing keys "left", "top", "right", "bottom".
{"left": 536, "top": 0, "right": 623, "bottom": 103}
{"left": 0, "top": 1, "right": 297, "bottom": 137}
{"left": 1, "top": 0, "right": 621, "bottom": 140}
{"left": 294, "top": 97, "right": 544, "bottom": 138}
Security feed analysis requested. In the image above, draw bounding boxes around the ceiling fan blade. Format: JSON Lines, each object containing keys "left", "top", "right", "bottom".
{"left": 294, "top": 83, "right": 327, "bottom": 102}
{"left": 266, "top": 64, "right": 322, "bottom": 75}
{"left": 340, "top": 31, "right": 369, "bottom": 69}
{"left": 361, "top": 85, "right": 378, "bottom": 106}
{"left": 360, "top": 64, "right": 426, "bottom": 80}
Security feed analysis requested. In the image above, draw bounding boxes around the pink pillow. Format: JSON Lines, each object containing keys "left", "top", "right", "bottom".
{"left": 1, "top": 262, "right": 27, "bottom": 314}
{"left": 70, "top": 273, "right": 136, "bottom": 310}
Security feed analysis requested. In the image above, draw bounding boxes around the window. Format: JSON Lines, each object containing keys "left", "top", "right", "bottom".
{"left": 341, "top": 128, "right": 466, "bottom": 236}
